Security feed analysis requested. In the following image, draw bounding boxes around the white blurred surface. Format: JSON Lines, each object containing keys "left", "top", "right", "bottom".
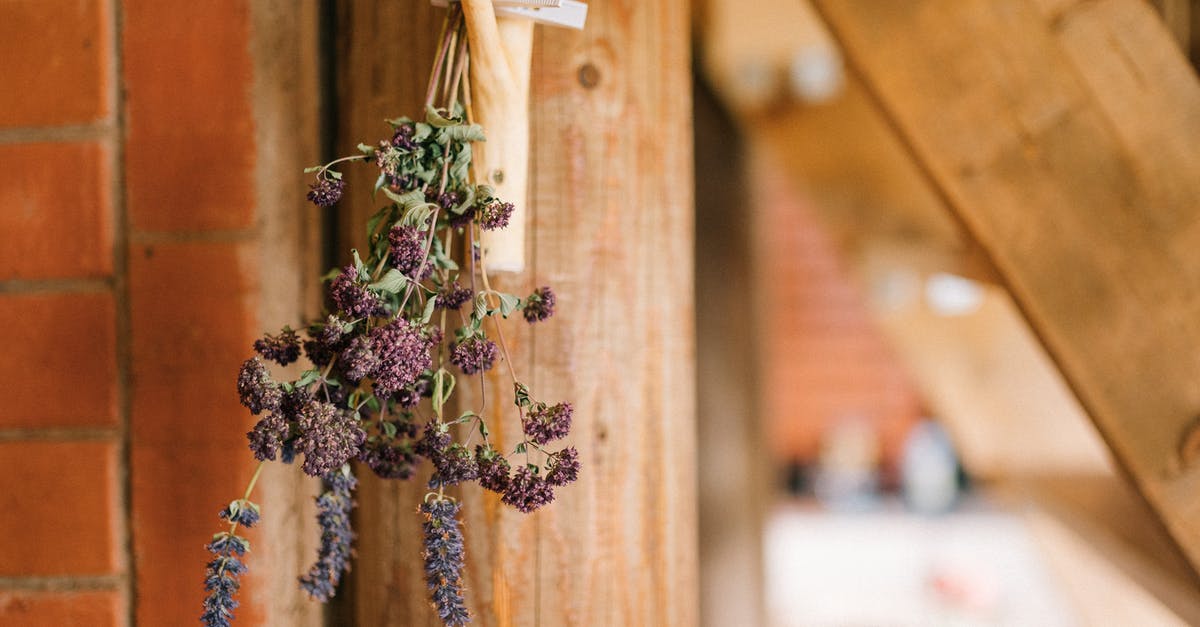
{"left": 766, "top": 499, "right": 1077, "bottom": 627}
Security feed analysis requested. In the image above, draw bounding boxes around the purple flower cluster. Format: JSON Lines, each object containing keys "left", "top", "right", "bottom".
{"left": 392, "top": 123, "right": 417, "bottom": 151}
{"left": 522, "top": 286, "right": 556, "bottom": 323}
{"left": 370, "top": 319, "right": 435, "bottom": 398}
{"left": 376, "top": 142, "right": 403, "bottom": 179}
{"left": 236, "top": 358, "right": 281, "bottom": 415}
{"left": 388, "top": 224, "right": 431, "bottom": 279}
{"left": 300, "top": 469, "right": 358, "bottom": 602}
{"left": 501, "top": 467, "right": 555, "bottom": 513}
{"left": 431, "top": 444, "right": 478, "bottom": 487}
{"left": 420, "top": 499, "right": 470, "bottom": 627}
{"left": 450, "top": 337, "right": 497, "bottom": 375}
{"left": 475, "top": 445, "right": 511, "bottom": 493}
{"left": 246, "top": 410, "right": 288, "bottom": 458}
{"left": 201, "top": 532, "right": 249, "bottom": 627}
{"left": 254, "top": 327, "right": 302, "bottom": 366}
{"left": 436, "top": 282, "right": 473, "bottom": 310}
{"left": 547, "top": 447, "right": 581, "bottom": 487}
{"left": 307, "top": 177, "right": 345, "bottom": 207}
{"left": 329, "top": 265, "right": 384, "bottom": 319}
{"left": 358, "top": 421, "right": 420, "bottom": 480}
{"left": 294, "top": 401, "right": 366, "bottom": 477}
{"left": 477, "top": 200, "right": 514, "bottom": 231}
{"left": 522, "top": 401, "right": 573, "bottom": 446}
{"left": 339, "top": 335, "right": 380, "bottom": 382}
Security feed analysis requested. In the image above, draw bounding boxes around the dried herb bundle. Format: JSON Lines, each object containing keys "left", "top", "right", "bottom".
{"left": 201, "top": 9, "right": 578, "bottom": 626}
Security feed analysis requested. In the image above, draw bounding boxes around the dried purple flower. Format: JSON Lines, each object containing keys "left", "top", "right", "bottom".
{"left": 394, "top": 377, "right": 432, "bottom": 409}
{"left": 450, "top": 337, "right": 497, "bottom": 375}
{"left": 307, "top": 177, "right": 345, "bottom": 207}
{"left": 475, "top": 445, "right": 511, "bottom": 493}
{"left": 218, "top": 500, "right": 261, "bottom": 528}
{"left": 522, "top": 401, "right": 573, "bottom": 446}
{"left": 236, "top": 358, "right": 281, "bottom": 415}
{"left": 339, "top": 335, "right": 380, "bottom": 382}
{"left": 420, "top": 499, "right": 470, "bottom": 626}
{"left": 369, "top": 319, "right": 434, "bottom": 399}
{"left": 477, "top": 200, "right": 514, "bottom": 231}
{"left": 436, "top": 282, "right": 473, "bottom": 310}
{"left": 358, "top": 423, "right": 419, "bottom": 480}
{"left": 388, "top": 225, "right": 431, "bottom": 279}
{"left": 201, "top": 532, "right": 249, "bottom": 627}
{"left": 319, "top": 314, "right": 351, "bottom": 346}
{"left": 300, "top": 469, "right": 357, "bottom": 602}
{"left": 501, "top": 467, "right": 555, "bottom": 513}
{"left": 253, "top": 327, "right": 302, "bottom": 366}
{"left": 248, "top": 412, "right": 288, "bottom": 461}
{"left": 329, "top": 265, "right": 384, "bottom": 319}
{"left": 294, "top": 401, "right": 366, "bottom": 477}
{"left": 546, "top": 447, "right": 581, "bottom": 487}
{"left": 303, "top": 338, "right": 334, "bottom": 368}
{"left": 430, "top": 443, "right": 477, "bottom": 487}
{"left": 376, "top": 142, "right": 402, "bottom": 179}
{"left": 522, "top": 286, "right": 556, "bottom": 324}
{"left": 415, "top": 421, "right": 451, "bottom": 459}
{"left": 392, "top": 123, "right": 417, "bottom": 151}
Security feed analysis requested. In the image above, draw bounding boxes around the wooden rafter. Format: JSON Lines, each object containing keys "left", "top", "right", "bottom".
{"left": 810, "top": 0, "right": 1200, "bottom": 575}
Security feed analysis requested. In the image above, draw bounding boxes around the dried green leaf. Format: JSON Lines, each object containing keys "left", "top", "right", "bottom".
{"left": 419, "top": 295, "right": 437, "bottom": 324}
{"left": 425, "top": 105, "right": 460, "bottom": 128}
{"left": 370, "top": 268, "right": 408, "bottom": 294}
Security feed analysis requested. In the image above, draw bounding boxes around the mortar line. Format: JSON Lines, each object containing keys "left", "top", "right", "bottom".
{"left": 0, "top": 123, "right": 115, "bottom": 145}
{"left": 0, "top": 575, "right": 126, "bottom": 592}
{"left": 0, "top": 427, "right": 119, "bottom": 441}
{"left": 0, "top": 278, "right": 113, "bottom": 294}
{"left": 109, "top": 0, "right": 137, "bottom": 624}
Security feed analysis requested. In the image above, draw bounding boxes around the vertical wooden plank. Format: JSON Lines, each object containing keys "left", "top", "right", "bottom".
{"left": 249, "top": 1, "right": 325, "bottom": 624}
{"left": 811, "top": 0, "right": 1200, "bottom": 572}
{"left": 334, "top": 3, "right": 442, "bottom": 625}
{"left": 337, "top": 1, "right": 698, "bottom": 625}
{"left": 528, "top": 2, "right": 697, "bottom": 625}
{"left": 693, "top": 79, "right": 766, "bottom": 627}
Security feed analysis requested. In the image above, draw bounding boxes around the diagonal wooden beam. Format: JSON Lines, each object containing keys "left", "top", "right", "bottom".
{"left": 810, "top": 0, "right": 1200, "bottom": 574}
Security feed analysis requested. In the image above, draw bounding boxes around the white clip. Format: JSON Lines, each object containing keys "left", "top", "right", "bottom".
{"left": 431, "top": 0, "right": 588, "bottom": 30}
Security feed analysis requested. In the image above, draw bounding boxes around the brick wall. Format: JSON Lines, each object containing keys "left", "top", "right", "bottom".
{"left": 0, "top": 2, "right": 320, "bottom": 625}
{"left": 752, "top": 157, "right": 921, "bottom": 472}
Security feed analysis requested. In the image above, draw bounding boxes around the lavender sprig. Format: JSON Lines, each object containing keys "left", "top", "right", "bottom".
{"left": 299, "top": 466, "right": 358, "bottom": 602}
{"left": 420, "top": 499, "right": 470, "bottom": 626}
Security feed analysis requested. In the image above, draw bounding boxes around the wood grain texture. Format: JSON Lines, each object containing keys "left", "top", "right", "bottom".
{"left": 337, "top": 1, "right": 698, "bottom": 625}
{"left": 334, "top": 4, "right": 442, "bottom": 625}
{"left": 811, "top": 0, "right": 1200, "bottom": 572}
{"left": 462, "top": 0, "right": 534, "bottom": 272}
{"left": 1004, "top": 475, "right": 1200, "bottom": 621}
{"left": 249, "top": 2, "right": 324, "bottom": 624}
{"left": 744, "top": 76, "right": 998, "bottom": 282}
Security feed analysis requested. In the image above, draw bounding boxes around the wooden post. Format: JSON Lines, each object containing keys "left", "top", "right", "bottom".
{"left": 336, "top": 1, "right": 698, "bottom": 624}
{"left": 811, "top": 0, "right": 1200, "bottom": 574}
{"left": 694, "top": 78, "right": 768, "bottom": 627}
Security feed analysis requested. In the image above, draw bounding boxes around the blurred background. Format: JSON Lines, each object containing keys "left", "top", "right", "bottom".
{"left": 1, "top": 0, "right": 1199, "bottom": 625}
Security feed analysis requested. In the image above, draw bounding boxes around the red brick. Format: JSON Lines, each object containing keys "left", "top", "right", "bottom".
{"left": 0, "top": 1, "right": 112, "bottom": 127}
{"left": 0, "top": 441, "right": 120, "bottom": 576}
{"left": 129, "top": 240, "right": 258, "bottom": 446}
{"left": 0, "top": 590, "right": 123, "bottom": 627}
{"left": 123, "top": 0, "right": 256, "bottom": 232}
{"left": 0, "top": 142, "right": 113, "bottom": 280}
{"left": 132, "top": 446, "right": 264, "bottom": 627}
{"left": 0, "top": 293, "right": 117, "bottom": 429}
{"left": 128, "top": 240, "right": 265, "bottom": 626}
{"left": 755, "top": 168, "right": 920, "bottom": 465}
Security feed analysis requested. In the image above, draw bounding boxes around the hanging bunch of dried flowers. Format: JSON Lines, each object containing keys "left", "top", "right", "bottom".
{"left": 200, "top": 7, "right": 577, "bottom": 627}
